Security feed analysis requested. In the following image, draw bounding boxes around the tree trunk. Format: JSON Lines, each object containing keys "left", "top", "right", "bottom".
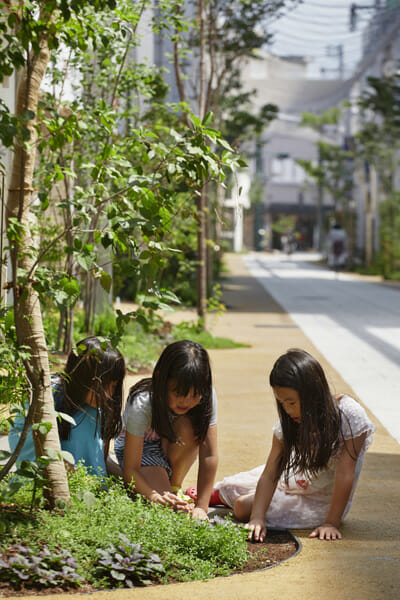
{"left": 196, "top": 0, "right": 207, "bottom": 325}
{"left": 196, "top": 187, "right": 207, "bottom": 321}
{"left": 5, "top": 14, "right": 70, "bottom": 504}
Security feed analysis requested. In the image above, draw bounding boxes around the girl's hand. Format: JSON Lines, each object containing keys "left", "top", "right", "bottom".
{"left": 309, "top": 523, "right": 342, "bottom": 540}
{"left": 163, "top": 491, "right": 193, "bottom": 512}
{"left": 191, "top": 506, "right": 208, "bottom": 520}
{"left": 244, "top": 518, "right": 266, "bottom": 543}
{"left": 148, "top": 490, "right": 191, "bottom": 511}
{"left": 148, "top": 490, "right": 170, "bottom": 507}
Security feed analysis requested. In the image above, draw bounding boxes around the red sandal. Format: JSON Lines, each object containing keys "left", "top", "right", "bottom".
{"left": 185, "top": 486, "right": 225, "bottom": 506}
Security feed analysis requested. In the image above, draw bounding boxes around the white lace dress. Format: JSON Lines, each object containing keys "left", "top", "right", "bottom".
{"left": 215, "top": 395, "right": 375, "bottom": 529}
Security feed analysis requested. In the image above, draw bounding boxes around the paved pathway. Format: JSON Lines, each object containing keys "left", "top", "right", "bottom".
{"left": 244, "top": 251, "right": 400, "bottom": 444}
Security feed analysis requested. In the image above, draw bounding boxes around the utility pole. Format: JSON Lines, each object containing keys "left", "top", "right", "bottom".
{"left": 317, "top": 148, "right": 324, "bottom": 252}
{"left": 350, "top": 1, "right": 381, "bottom": 31}
{"left": 321, "top": 44, "right": 344, "bottom": 79}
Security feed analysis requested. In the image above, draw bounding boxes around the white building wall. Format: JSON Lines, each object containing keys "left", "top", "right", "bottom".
{"left": 0, "top": 73, "right": 17, "bottom": 304}
{"left": 0, "top": 74, "right": 16, "bottom": 176}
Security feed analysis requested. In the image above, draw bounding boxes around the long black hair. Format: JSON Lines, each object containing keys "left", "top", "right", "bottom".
{"left": 128, "top": 340, "right": 213, "bottom": 443}
{"left": 269, "top": 348, "right": 341, "bottom": 482}
{"left": 56, "top": 337, "right": 125, "bottom": 458}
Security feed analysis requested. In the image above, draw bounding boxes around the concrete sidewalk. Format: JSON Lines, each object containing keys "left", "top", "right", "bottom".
{"left": 9, "top": 253, "right": 400, "bottom": 599}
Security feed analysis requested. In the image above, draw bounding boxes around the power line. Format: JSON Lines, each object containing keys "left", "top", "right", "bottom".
{"left": 264, "top": 0, "right": 394, "bottom": 77}
{"left": 269, "top": 30, "right": 363, "bottom": 44}
{"left": 270, "top": 27, "right": 363, "bottom": 39}
{"left": 303, "top": 1, "right": 363, "bottom": 8}
{"left": 275, "top": 13, "right": 352, "bottom": 27}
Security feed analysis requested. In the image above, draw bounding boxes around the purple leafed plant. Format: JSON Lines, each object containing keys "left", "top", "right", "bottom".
{"left": 0, "top": 544, "right": 85, "bottom": 589}
{"left": 95, "top": 534, "right": 165, "bottom": 588}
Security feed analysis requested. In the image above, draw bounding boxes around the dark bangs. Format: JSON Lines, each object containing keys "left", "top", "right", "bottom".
{"left": 151, "top": 340, "right": 212, "bottom": 443}
{"left": 170, "top": 364, "right": 211, "bottom": 401}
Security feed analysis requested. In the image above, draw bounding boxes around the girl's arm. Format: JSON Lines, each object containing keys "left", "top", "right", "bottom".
{"left": 123, "top": 431, "right": 157, "bottom": 499}
{"left": 193, "top": 424, "right": 218, "bottom": 520}
{"left": 310, "top": 432, "right": 367, "bottom": 541}
{"left": 106, "top": 455, "right": 123, "bottom": 478}
{"left": 123, "top": 431, "right": 183, "bottom": 508}
{"left": 246, "top": 434, "right": 283, "bottom": 542}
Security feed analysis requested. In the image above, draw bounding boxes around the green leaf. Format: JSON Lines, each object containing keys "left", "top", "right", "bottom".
{"left": 100, "top": 270, "right": 112, "bottom": 293}
{"left": 32, "top": 422, "right": 53, "bottom": 435}
{"left": 111, "top": 569, "right": 126, "bottom": 581}
{"left": 61, "top": 450, "right": 75, "bottom": 465}
{"left": 217, "top": 138, "right": 233, "bottom": 151}
{"left": 202, "top": 111, "right": 214, "bottom": 126}
{"left": 76, "top": 254, "right": 94, "bottom": 271}
{"left": 159, "top": 206, "right": 171, "bottom": 227}
{"left": 57, "top": 411, "right": 77, "bottom": 426}
{"left": 82, "top": 490, "right": 97, "bottom": 509}
{"left": 0, "top": 449, "right": 11, "bottom": 461}
{"left": 46, "top": 448, "right": 61, "bottom": 460}
{"left": 189, "top": 114, "right": 202, "bottom": 128}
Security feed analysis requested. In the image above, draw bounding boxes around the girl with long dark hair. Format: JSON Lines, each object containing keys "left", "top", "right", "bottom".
{"left": 114, "top": 340, "right": 218, "bottom": 520}
{"left": 211, "top": 349, "right": 375, "bottom": 540}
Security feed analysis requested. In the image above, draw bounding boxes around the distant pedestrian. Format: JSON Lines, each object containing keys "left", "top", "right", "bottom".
{"left": 328, "top": 222, "right": 348, "bottom": 270}
{"left": 114, "top": 340, "right": 218, "bottom": 520}
{"left": 281, "top": 232, "right": 296, "bottom": 255}
{"left": 196, "top": 348, "right": 375, "bottom": 541}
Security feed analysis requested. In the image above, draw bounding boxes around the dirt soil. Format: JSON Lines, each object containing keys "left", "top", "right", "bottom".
{"left": 233, "top": 529, "right": 298, "bottom": 574}
{"left": 0, "top": 530, "right": 298, "bottom": 597}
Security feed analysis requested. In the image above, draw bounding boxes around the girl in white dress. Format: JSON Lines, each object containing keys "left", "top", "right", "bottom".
{"left": 214, "top": 348, "right": 375, "bottom": 541}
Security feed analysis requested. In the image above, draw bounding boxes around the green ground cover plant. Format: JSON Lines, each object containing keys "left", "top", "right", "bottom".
{"left": 172, "top": 321, "right": 249, "bottom": 350}
{"left": 0, "top": 465, "right": 249, "bottom": 591}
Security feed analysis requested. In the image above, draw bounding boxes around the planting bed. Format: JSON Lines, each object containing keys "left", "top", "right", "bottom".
{"left": 0, "top": 528, "right": 299, "bottom": 597}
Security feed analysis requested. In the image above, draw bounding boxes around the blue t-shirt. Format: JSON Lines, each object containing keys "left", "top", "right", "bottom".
{"left": 8, "top": 379, "right": 106, "bottom": 476}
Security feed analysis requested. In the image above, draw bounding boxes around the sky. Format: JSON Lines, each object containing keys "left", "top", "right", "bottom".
{"left": 266, "top": 0, "right": 375, "bottom": 79}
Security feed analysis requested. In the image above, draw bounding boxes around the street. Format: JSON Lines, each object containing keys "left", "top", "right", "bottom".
{"left": 244, "top": 251, "right": 400, "bottom": 445}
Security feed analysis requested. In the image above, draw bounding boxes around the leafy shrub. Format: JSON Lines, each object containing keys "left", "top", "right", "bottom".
{"left": 42, "top": 311, "right": 63, "bottom": 349}
{"left": 95, "top": 534, "right": 165, "bottom": 588}
{"left": 0, "top": 308, "right": 30, "bottom": 436}
{"left": 119, "top": 330, "right": 164, "bottom": 372}
{"left": 0, "top": 544, "right": 84, "bottom": 589}
{"left": 1, "top": 468, "right": 248, "bottom": 585}
{"left": 172, "top": 321, "right": 248, "bottom": 350}
{"left": 92, "top": 310, "right": 119, "bottom": 337}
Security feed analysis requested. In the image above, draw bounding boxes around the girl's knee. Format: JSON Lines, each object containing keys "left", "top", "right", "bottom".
{"left": 233, "top": 494, "right": 253, "bottom": 522}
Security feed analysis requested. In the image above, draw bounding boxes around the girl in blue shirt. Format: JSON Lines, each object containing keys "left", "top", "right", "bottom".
{"left": 9, "top": 336, "right": 125, "bottom": 477}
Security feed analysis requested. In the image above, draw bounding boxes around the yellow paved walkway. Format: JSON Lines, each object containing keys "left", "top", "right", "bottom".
{"left": 21, "top": 253, "right": 400, "bottom": 600}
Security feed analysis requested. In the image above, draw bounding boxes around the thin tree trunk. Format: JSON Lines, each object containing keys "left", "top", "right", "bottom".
{"left": 198, "top": 0, "right": 206, "bottom": 120}
{"left": 196, "top": 0, "right": 207, "bottom": 324}
{"left": 197, "top": 187, "right": 207, "bottom": 320}
{"left": 4, "top": 12, "right": 69, "bottom": 503}
{"left": 56, "top": 310, "right": 65, "bottom": 351}
{"left": 84, "top": 273, "right": 94, "bottom": 333}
